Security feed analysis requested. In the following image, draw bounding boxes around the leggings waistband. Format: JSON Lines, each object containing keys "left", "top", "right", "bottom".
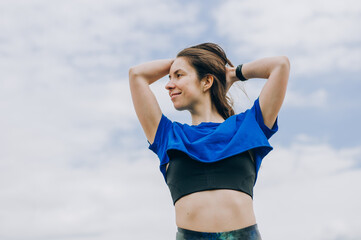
{"left": 176, "top": 224, "right": 262, "bottom": 240}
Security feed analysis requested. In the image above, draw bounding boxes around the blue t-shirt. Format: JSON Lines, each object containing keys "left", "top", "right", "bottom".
{"left": 148, "top": 97, "right": 278, "bottom": 184}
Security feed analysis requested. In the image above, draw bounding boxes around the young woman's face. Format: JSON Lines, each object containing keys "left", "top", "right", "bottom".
{"left": 166, "top": 57, "right": 204, "bottom": 111}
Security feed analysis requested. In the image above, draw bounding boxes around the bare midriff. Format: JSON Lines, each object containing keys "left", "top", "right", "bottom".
{"left": 174, "top": 189, "right": 256, "bottom": 232}
{"left": 164, "top": 162, "right": 256, "bottom": 232}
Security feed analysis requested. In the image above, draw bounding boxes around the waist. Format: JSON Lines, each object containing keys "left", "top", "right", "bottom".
{"left": 177, "top": 224, "right": 261, "bottom": 240}
{"left": 175, "top": 189, "right": 256, "bottom": 232}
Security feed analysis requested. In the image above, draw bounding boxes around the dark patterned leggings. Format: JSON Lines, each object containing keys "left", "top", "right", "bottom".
{"left": 176, "top": 224, "right": 262, "bottom": 240}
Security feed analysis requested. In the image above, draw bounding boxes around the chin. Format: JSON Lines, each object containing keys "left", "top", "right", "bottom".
{"left": 173, "top": 104, "right": 187, "bottom": 111}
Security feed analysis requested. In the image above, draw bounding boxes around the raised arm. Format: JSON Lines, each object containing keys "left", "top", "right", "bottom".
{"left": 242, "top": 56, "right": 290, "bottom": 129}
{"left": 226, "top": 56, "right": 290, "bottom": 129}
{"left": 129, "top": 59, "right": 174, "bottom": 144}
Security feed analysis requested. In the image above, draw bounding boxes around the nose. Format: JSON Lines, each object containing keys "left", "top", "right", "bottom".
{"left": 165, "top": 79, "right": 175, "bottom": 90}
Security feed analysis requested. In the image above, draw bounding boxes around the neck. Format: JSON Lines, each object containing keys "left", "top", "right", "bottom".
{"left": 189, "top": 95, "right": 224, "bottom": 125}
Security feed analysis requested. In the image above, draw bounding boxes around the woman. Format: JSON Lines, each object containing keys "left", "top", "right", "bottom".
{"left": 129, "top": 43, "right": 290, "bottom": 240}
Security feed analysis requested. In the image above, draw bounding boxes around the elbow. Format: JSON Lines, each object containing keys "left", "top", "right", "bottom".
{"left": 129, "top": 66, "right": 138, "bottom": 79}
{"left": 129, "top": 67, "right": 149, "bottom": 86}
{"left": 129, "top": 66, "right": 145, "bottom": 82}
{"left": 273, "top": 56, "right": 290, "bottom": 79}
{"left": 279, "top": 56, "right": 290, "bottom": 70}
{"left": 268, "top": 56, "right": 290, "bottom": 79}
{"left": 269, "top": 56, "right": 290, "bottom": 85}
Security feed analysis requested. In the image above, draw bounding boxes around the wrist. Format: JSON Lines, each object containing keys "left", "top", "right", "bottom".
{"left": 236, "top": 64, "right": 248, "bottom": 81}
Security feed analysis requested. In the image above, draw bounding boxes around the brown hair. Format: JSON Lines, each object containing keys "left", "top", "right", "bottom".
{"left": 177, "top": 43, "right": 235, "bottom": 119}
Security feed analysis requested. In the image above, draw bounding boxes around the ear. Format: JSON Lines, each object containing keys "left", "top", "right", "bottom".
{"left": 202, "top": 74, "right": 214, "bottom": 92}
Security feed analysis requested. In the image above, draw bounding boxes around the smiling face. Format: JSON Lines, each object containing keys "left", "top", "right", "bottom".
{"left": 165, "top": 57, "right": 204, "bottom": 111}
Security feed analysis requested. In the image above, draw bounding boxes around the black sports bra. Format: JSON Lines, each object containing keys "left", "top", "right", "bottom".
{"left": 166, "top": 149, "right": 256, "bottom": 205}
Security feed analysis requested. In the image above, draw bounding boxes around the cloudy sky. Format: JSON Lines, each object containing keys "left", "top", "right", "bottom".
{"left": 1, "top": 0, "right": 361, "bottom": 239}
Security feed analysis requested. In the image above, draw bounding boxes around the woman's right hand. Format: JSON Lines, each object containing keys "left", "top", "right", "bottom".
{"left": 225, "top": 66, "right": 239, "bottom": 92}
{"left": 129, "top": 59, "right": 174, "bottom": 85}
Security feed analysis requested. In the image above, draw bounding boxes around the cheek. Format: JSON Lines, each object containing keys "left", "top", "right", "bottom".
{"left": 177, "top": 78, "right": 200, "bottom": 97}
{"left": 188, "top": 85, "right": 202, "bottom": 96}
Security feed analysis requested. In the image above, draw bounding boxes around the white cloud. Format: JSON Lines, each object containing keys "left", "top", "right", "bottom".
{"left": 0, "top": 148, "right": 176, "bottom": 240}
{"left": 0, "top": 0, "right": 205, "bottom": 81}
{"left": 2, "top": 128, "right": 360, "bottom": 239}
{"left": 0, "top": 0, "right": 204, "bottom": 238}
{"left": 284, "top": 88, "right": 328, "bottom": 108}
{"left": 254, "top": 141, "right": 361, "bottom": 240}
{"left": 213, "top": 0, "right": 361, "bottom": 76}
{"left": 226, "top": 81, "right": 329, "bottom": 111}
{"left": 1, "top": 0, "right": 360, "bottom": 239}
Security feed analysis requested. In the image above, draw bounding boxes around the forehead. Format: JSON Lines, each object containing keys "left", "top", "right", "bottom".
{"left": 169, "top": 57, "right": 194, "bottom": 74}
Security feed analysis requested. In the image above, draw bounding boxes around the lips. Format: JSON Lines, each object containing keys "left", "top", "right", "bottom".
{"left": 170, "top": 92, "right": 181, "bottom": 97}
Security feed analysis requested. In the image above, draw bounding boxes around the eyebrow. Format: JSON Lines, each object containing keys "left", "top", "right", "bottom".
{"left": 169, "top": 69, "right": 181, "bottom": 79}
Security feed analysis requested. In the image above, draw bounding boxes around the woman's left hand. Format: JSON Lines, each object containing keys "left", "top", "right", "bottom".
{"left": 225, "top": 66, "right": 239, "bottom": 92}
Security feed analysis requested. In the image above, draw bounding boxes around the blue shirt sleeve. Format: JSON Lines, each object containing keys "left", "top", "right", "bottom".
{"left": 253, "top": 97, "right": 278, "bottom": 139}
{"left": 148, "top": 114, "right": 173, "bottom": 166}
